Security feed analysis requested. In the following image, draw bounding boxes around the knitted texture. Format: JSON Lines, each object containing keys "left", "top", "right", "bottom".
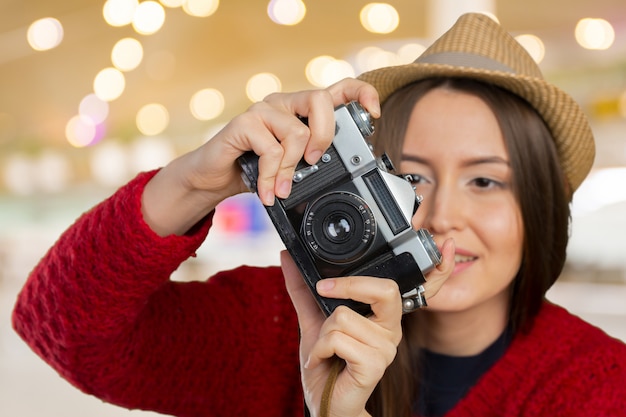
{"left": 13, "top": 171, "right": 626, "bottom": 417}
{"left": 12, "top": 171, "right": 303, "bottom": 417}
{"left": 445, "top": 304, "right": 626, "bottom": 417}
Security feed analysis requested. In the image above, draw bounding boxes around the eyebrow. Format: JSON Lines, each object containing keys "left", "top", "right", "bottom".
{"left": 401, "top": 153, "right": 510, "bottom": 168}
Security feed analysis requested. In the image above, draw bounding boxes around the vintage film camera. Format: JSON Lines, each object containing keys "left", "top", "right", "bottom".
{"left": 238, "top": 101, "right": 441, "bottom": 316}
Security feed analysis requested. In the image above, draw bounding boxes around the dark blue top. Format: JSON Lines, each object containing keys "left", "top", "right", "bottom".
{"left": 416, "top": 327, "right": 513, "bottom": 417}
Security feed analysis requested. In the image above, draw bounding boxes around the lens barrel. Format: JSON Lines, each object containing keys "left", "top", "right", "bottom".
{"left": 416, "top": 228, "right": 442, "bottom": 267}
{"left": 303, "top": 192, "right": 376, "bottom": 264}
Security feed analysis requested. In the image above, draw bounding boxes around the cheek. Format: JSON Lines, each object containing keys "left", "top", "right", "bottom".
{"left": 474, "top": 200, "right": 524, "bottom": 261}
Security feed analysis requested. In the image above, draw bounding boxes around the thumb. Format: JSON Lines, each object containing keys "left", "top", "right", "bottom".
{"left": 422, "top": 238, "right": 455, "bottom": 300}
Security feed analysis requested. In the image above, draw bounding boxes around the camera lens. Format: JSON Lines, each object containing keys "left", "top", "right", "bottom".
{"left": 324, "top": 214, "right": 353, "bottom": 242}
{"left": 303, "top": 192, "right": 376, "bottom": 264}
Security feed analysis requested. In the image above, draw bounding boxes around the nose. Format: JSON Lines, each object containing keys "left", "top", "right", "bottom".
{"left": 412, "top": 183, "right": 463, "bottom": 235}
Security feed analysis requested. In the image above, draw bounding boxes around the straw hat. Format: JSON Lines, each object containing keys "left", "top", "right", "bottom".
{"left": 358, "top": 12, "right": 595, "bottom": 193}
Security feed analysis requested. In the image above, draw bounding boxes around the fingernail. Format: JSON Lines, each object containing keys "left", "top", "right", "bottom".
{"left": 316, "top": 279, "right": 335, "bottom": 293}
{"left": 263, "top": 190, "right": 275, "bottom": 206}
{"left": 277, "top": 180, "right": 291, "bottom": 198}
{"left": 307, "top": 150, "right": 323, "bottom": 164}
{"left": 304, "top": 355, "right": 311, "bottom": 369}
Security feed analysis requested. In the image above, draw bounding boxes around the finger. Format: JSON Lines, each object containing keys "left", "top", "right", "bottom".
{"left": 306, "top": 334, "right": 390, "bottom": 417}
{"left": 271, "top": 121, "right": 311, "bottom": 199}
{"left": 299, "top": 91, "right": 336, "bottom": 166}
{"left": 325, "top": 78, "right": 381, "bottom": 118}
{"left": 316, "top": 305, "right": 400, "bottom": 355}
{"left": 306, "top": 325, "right": 393, "bottom": 378}
{"left": 231, "top": 100, "right": 319, "bottom": 205}
{"left": 306, "top": 325, "right": 371, "bottom": 368}
{"left": 265, "top": 90, "right": 335, "bottom": 179}
{"left": 316, "top": 276, "right": 402, "bottom": 330}
{"left": 266, "top": 80, "right": 381, "bottom": 165}
{"left": 253, "top": 137, "right": 285, "bottom": 206}
{"left": 223, "top": 105, "right": 294, "bottom": 205}
{"left": 251, "top": 82, "right": 380, "bottom": 201}
{"left": 264, "top": 81, "right": 380, "bottom": 185}
{"left": 270, "top": 90, "right": 341, "bottom": 197}
{"left": 422, "top": 238, "right": 455, "bottom": 300}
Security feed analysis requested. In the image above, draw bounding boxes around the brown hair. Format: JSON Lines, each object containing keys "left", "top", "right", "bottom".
{"left": 366, "top": 78, "right": 571, "bottom": 417}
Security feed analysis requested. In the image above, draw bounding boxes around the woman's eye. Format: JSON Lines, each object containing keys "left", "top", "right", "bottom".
{"left": 472, "top": 177, "right": 501, "bottom": 189}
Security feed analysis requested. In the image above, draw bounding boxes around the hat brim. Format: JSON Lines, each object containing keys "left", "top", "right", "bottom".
{"left": 358, "top": 63, "right": 595, "bottom": 193}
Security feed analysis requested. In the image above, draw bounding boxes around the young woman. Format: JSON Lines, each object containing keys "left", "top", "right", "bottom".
{"left": 12, "top": 13, "right": 626, "bottom": 417}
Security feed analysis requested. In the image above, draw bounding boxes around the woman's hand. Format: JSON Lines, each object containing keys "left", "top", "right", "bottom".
{"left": 141, "top": 78, "right": 380, "bottom": 236}
{"left": 281, "top": 238, "right": 455, "bottom": 417}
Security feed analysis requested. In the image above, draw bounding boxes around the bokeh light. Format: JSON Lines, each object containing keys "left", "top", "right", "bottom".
{"left": 35, "top": 151, "right": 71, "bottom": 193}
{"left": 190, "top": 88, "right": 225, "bottom": 120}
{"left": 90, "top": 141, "right": 131, "bottom": 188}
{"left": 246, "top": 73, "right": 282, "bottom": 102}
{"left": 355, "top": 47, "right": 396, "bottom": 72}
{"left": 79, "top": 94, "right": 110, "bottom": 124}
{"left": 360, "top": 3, "right": 399, "bottom": 34}
{"left": 268, "top": 0, "right": 306, "bottom": 25}
{"left": 397, "top": 43, "right": 426, "bottom": 64}
{"left": 93, "top": 67, "right": 126, "bottom": 101}
{"left": 27, "top": 18, "right": 64, "bottom": 51}
{"left": 572, "top": 167, "right": 626, "bottom": 216}
{"left": 129, "top": 136, "right": 177, "bottom": 173}
{"left": 136, "top": 103, "right": 170, "bottom": 135}
{"left": 66, "top": 115, "right": 97, "bottom": 148}
{"left": 183, "top": 0, "right": 219, "bottom": 17}
{"left": 160, "top": 0, "right": 186, "bottom": 7}
{"left": 515, "top": 34, "right": 545, "bottom": 63}
{"left": 103, "top": 0, "right": 138, "bottom": 27}
{"left": 111, "top": 37, "right": 144, "bottom": 71}
{"left": 4, "top": 155, "right": 35, "bottom": 195}
{"left": 575, "top": 18, "right": 615, "bottom": 50}
{"left": 132, "top": 1, "right": 166, "bottom": 35}
{"left": 479, "top": 11, "right": 499, "bottom": 24}
{"left": 1, "top": 154, "right": 82, "bottom": 203}
{"left": 306, "top": 56, "right": 355, "bottom": 87}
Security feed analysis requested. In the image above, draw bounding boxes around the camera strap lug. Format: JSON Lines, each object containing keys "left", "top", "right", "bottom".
{"left": 402, "top": 284, "right": 428, "bottom": 312}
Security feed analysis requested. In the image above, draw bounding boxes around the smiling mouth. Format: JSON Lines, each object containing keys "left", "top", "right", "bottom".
{"left": 454, "top": 254, "right": 477, "bottom": 263}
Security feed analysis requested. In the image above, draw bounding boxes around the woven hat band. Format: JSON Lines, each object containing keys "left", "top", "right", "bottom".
{"left": 417, "top": 52, "right": 516, "bottom": 74}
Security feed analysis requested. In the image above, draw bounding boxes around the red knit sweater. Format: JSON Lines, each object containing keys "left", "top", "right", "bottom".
{"left": 12, "top": 171, "right": 626, "bottom": 417}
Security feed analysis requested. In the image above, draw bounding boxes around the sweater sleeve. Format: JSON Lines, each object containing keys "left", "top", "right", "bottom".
{"left": 11, "top": 171, "right": 303, "bottom": 417}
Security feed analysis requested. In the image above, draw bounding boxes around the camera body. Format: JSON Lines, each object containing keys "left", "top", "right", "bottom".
{"left": 238, "top": 101, "right": 441, "bottom": 316}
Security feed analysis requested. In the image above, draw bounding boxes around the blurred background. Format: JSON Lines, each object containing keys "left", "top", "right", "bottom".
{"left": 1, "top": 0, "right": 625, "bottom": 415}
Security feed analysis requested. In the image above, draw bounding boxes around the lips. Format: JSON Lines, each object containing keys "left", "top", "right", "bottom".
{"left": 450, "top": 249, "right": 478, "bottom": 275}
{"left": 454, "top": 254, "right": 477, "bottom": 263}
